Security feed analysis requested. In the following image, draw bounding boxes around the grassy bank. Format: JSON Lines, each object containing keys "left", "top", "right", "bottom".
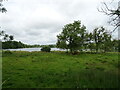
{"left": 2, "top": 51, "right": 120, "bottom": 88}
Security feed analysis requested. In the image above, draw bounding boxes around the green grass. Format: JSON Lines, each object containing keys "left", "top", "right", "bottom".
{"left": 2, "top": 51, "right": 120, "bottom": 88}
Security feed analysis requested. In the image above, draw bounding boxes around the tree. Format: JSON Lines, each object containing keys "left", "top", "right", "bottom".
{"left": 0, "top": 0, "right": 7, "bottom": 13}
{"left": 111, "top": 39, "right": 119, "bottom": 52}
{"left": 93, "top": 27, "right": 111, "bottom": 53}
{"left": 2, "top": 41, "right": 27, "bottom": 49}
{"left": 93, "top": 27, "right": 101, "bottom": 52}
{"left": 85, "top": 32, "right": 94, "bottom": 52}
{"left": 3, "top": 34, "right": 9, "bottom": 41}
{"left": 0, "top": 30, "right": 14, "bottom": 41}
{"left": 98, "top": 1, "right": 120, "bottom": 32}
{"left": 101, "top": 31, "right": 112, "bottom": 52}
{"left": 0, "top": 30, "right": 8, "bottom": 41}
{"left": 56, "top": 20, "right": 87, "bottom": 54}
{"left": 9, "top": 35, "right": 14, "bottom": 41}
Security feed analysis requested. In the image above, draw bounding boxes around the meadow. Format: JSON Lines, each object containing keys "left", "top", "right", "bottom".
{"left": 2, "top": 51, "right": 120, "bottom": 88}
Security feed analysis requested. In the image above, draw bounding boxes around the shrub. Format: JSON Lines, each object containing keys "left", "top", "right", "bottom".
{"left": 41, "top": 46, "right": 51, "bottom": 52}
{"left": 3, "top": 50, "right": 12, "bottom": 54}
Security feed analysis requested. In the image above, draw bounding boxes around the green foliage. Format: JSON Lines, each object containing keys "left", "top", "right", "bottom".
{"left": 0, "top": 30, "right": 14, "bottom": 41}
{"left": 2, "top": 41, "right": 27, "bottom": 49}
{"left": 85, "top": 32, "right": 95, "bottom": 52}
{"left": 9, "top": 35, "right": 14, "bottom": 41}
{"left": 93, "top": 27, "right": 112, "bottom": 52}
{"left": 57, "top": 20, "right": 87, "bottom": 53}
{"left": 2, "top": 39, "right": 56, "bottom": 49}
{"left": 41, "top": 44, "right": 56, "bottom": 48}
{"left": 57, "top": 22, "right": 117, "bottom": 53}
{"left": 111, "top": 39, "right": 119, "bottom": 52}
{"left": 3, "top": 50, "right": 12, "bottom": 54}
{"left": 41, "top": 46, "right": 51, "bottom": 52}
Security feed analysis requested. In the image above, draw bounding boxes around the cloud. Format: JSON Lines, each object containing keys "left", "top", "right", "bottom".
{"left": 0, "top": 0, "right": 118, "bottom": 45}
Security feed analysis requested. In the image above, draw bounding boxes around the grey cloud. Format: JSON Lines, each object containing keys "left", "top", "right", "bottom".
{"left": 0, "top": 0, "right": 118, "bottom": 45}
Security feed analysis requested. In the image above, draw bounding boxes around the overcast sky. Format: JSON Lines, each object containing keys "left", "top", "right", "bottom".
{"left": 0, "top": 0, "right": 119, "bottom": 45}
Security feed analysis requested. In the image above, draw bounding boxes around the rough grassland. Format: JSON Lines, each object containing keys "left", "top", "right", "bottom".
{"left": 2, "top": 51, "right": 120, "bottom": 88}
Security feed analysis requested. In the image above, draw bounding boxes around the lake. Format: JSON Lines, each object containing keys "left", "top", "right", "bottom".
{"left": 5, "top": 48, "right": 66, "bottom": 52}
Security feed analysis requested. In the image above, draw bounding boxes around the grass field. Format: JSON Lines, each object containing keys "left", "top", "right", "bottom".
{"left": 2, "top": 51, "right": 120, "bottom": 88}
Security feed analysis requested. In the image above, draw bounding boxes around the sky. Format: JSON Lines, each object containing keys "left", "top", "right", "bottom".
{"left": 0, "top": 0, "right": 119, "bottom": 45}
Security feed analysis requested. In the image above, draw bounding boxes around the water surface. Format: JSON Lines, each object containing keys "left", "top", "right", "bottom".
{"left": 5, "top": 48, "right": 66, "bottom": 52}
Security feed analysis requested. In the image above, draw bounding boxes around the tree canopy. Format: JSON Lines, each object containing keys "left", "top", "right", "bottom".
{"left": 57, "top": 21, "right": 118, "bottom": 54}
{"left": 0, "top": 30, "right": 14, "bottom": 41}
{"left": 57, "top": 21, "right": 87, "bottom": 54}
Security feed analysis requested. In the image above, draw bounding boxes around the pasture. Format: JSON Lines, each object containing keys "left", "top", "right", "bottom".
{"left": 2, "top": 51, "right": 120, "bottom": 88}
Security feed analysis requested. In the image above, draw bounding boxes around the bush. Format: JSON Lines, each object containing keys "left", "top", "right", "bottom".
{"left": 41, "top": 46, "right": 51, "bottom": 52}
{"left": 3, "top": 50, "right": 12, "bottom": 54}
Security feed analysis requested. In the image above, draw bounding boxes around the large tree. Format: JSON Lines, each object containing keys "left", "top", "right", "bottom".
{"left": 56, "top": 20, "right": 87, "bottom": 54}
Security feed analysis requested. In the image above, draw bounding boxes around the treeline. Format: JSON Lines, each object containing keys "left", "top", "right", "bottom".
{"left": 0, "top": 30, "right": 27, "bottom": 49}
{"left": 41, "top": 45, "right": 56, "bottom": 48}
{"left": 83, "top": 39, "right": 119, "bottom": 52}
{"left": 57, "top": 21, "right": 120, "bottom": 53}
{"left": 0, "top": 30, "right": 56, "bottom": 49}
{"left": 2, "top": 41, "right": 56, "bottom": 49}
{"left": 2, "top": 41, "right": 28, "bottom": 49}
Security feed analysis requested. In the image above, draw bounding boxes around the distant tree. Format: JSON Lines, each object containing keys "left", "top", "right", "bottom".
{"left": 98, "top": 1, "right": 120, "bottom": 32}
{"left": 85, "top": 32, "right": 95, "bottom": 52}
{"left": 2, "top": 41, "right": 27, "bottom": 49}
{"left": 101, "top": 31, "right": 112, "bottom": 52}
{"left": 111, "top": 39, "right": 119, "bottom": 52}
{"left": 3, "top": 34, "right": 9, "bottom": 41}
{"left": 0, "top": 30, "right": 14, "bottom": 41}
{"left": 0, "top": 30, "right": 4, "bottom": 35}
{"left": 93, "top": 27, "right": 101, "bottom": 52}
{"left": 0, "top": 30, "right": 5, "bottom": 40}
{"left": 56, "top": 20, "right": 87, "bottom": 54}
{"left": 93, "top": 27, "right": 111, "bottom": 53}
{"left": 9, "top": 35, "right": 14, "bottom": 48}
{"left": 9, "top": 35, "right": 14, "bottom": 41}
{"left": 0, "top": 30, "right": 8, "bottom": 41}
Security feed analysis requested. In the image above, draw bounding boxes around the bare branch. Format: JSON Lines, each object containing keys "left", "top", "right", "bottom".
{"left": 98, "top": 1, "right": 120, "bottom": 32}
